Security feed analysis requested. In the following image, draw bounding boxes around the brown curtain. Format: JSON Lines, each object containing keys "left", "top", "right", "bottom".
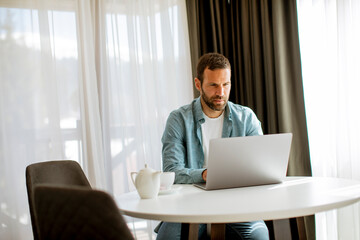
{"left": 186, "top": 0, "right": 314, "bottom": 238}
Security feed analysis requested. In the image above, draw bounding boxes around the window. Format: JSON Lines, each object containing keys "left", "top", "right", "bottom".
{"left": 0, "top": 1, "right": 192, "bottom": 239}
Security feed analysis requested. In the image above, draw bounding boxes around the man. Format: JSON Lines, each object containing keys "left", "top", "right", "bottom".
{"left": 156, "top": 53, "right": 269, "bottom": 239}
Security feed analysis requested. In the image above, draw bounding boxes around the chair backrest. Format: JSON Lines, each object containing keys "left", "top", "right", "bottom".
{"left": 26, "top": 160, "right": 91, "bottom": 240}
{"left": 34, "top": 185, "right": 134, "bottom": 240}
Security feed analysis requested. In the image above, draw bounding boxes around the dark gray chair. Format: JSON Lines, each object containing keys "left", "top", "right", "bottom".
{"left": 34, "top": 185, "right": 134, "bottom": 240}
{"left": 26, "top": 160, "right": 92, "bottom": 240}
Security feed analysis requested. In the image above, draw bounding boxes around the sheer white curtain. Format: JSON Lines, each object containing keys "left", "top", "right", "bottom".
{"left": 0, "top": 0, "right": 193, "bottom": 239}
{"left": 98, "top": 0, "right": 193, "bottom": 238}
{"left": 98, "top": 0, "right": 193, "bottom": 195}
{"left": 297, "top": 0, "right": 360, "bottom": 239}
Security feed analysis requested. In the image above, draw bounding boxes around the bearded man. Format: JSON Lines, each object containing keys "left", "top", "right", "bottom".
{"left": 156, "top": 53, "right": 269, "bottom": 240}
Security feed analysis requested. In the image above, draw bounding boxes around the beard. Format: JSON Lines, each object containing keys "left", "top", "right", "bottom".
{"left": 201, "top": 90, "right": 228, "bottom": 112}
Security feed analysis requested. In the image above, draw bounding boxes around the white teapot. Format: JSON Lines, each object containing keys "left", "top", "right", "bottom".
{"left": 131, "top": 164, "right": 161, "bottom": 199}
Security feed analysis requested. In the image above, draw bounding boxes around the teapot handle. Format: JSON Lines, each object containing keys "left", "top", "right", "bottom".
{"left": 130, "top": 172, "right": 138, "bottom": 186}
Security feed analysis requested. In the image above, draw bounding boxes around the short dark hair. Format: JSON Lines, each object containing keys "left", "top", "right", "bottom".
{"left": 196, "top": 53, "right": 231, "bottom": 84}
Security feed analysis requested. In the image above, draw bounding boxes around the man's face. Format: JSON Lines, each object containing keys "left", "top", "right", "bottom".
{"left": 195, "top": 68, "right": 231, "bottom": 116}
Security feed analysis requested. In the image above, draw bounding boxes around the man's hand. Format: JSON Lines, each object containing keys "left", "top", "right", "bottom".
{"left": 202, "top": 169, "right": 207, "bottom": 181}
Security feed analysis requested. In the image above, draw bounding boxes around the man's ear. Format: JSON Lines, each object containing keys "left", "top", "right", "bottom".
{"left": 194, "top": 78, "right": 201, "bottom": 92}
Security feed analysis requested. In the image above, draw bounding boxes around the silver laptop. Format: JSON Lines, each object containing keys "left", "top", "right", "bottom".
{"left": 194, "top": 133, "right": 293, "bottom": 190}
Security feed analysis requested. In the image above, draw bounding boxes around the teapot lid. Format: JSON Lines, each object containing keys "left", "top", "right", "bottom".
{"left": 141, "top": 163, "right": 155, "bottom": 173}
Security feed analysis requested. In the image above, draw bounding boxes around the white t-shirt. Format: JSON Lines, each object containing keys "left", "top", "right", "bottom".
{"left": 201, "top": 112, "right": 224, "bottom": 167}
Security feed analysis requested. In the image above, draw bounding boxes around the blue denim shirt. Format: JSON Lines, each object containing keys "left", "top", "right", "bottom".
{"left": 161, "top": 97, "right": 263, "bottom": 184}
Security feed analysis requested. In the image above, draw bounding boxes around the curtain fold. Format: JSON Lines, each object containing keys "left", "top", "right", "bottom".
{"left": 76, "top": 0, "right": 106, "bottom": 190}
{"left": 271, "top": 0, "right": 311, "bottom": 177}
{"left": 185, "top": 0, "right": 200, "bottom": 97}
{"left": 186, "top": 0, "right": 314, "bottom": 238}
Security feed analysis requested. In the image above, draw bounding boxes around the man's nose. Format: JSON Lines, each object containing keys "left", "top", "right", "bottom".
{"left": 216, "top": 86, "right": 225, "bottom": 96}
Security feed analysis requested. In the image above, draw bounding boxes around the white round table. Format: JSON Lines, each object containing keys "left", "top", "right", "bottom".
{"left": 116, "top": 177, "right": 360, "bottom": 239}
